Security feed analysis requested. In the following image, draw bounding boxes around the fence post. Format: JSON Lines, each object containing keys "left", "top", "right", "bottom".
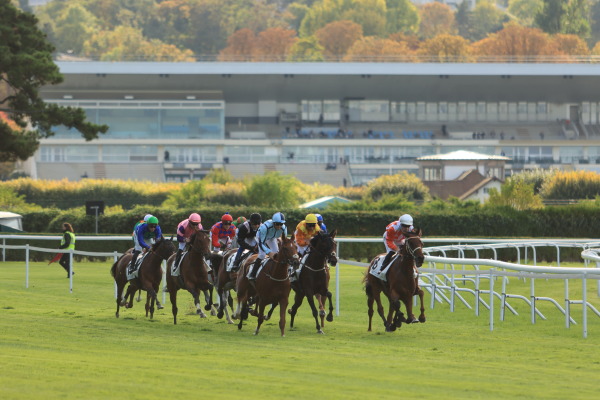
{"left": 489, "top": 269, "right": 494, "bottom": 332}
{"left": 582, "top": 273, "right": 588, "bottom": 339}
{"left": 69, "top": 250, "right": 73, "bottom": 293}
{"left": 2, "top": 238, "right": 5, "bottom": 262}
{"left": 530, "top": 276, "right": 536, "bottom": 324}
{"left": 564, "top": 278, "right": 570, "bottom": 329}
{"left": 25, "top": 244, "right": 29, "bottom": 289}
{"left": 335, "top": 241, "right": 340, "bottom": 316}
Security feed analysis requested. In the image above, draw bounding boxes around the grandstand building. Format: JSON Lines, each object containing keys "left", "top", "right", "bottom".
{"left": 34, "top": 61, "right": 600, "bottom": 185}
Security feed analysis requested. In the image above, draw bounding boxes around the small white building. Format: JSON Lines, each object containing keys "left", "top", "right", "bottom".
{"left": 0, "top": 212, "right": 24, "bottom": 232}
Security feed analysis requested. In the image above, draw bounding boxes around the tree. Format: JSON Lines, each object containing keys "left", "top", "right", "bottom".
{"left": 0, "top": 0, "right": 107, "bottom": 162}
{"left": 315, "top": 20, "right": 363, "bottom": 60}
{"left": 552, "top": 33, "right": 590, "bottom": 56}
{"left": 508, "top": 0, "right": 543, "bottom": 27}
{"left": 418, "top": 2, "right": 457, "bottom": 39}
{"left": 485, "top": 179, "right": 544, "bottom": 211}
{"left": 162, "top": 179, "right": 207, "bottom": 208}
{"left": 253, "top": 27, "right": 298, "bottom": 61}
{"left": 471, "top": 23, "right": 557, "bottom": 59}
{"left": 363, "top": 171, "right": 430, "bottom": 202}
{"left": 561, "top": 0, "right": 590, "bottom": 37}
{"left": 535, "top": 0, "right": 565, "bottom": 34}
{"left": 287, "top": 36, "right": 325, "bottom": 61}
{"left": 245, "top": 172, "right": 300, "bottom": 207}
{"left": 218, "top": 28, "right": 256, "bottom": 61}
{"left": 468, "top": 0, "right": 508, "bottom": 41}
{"left": 344, "top": 36, "right": 415, "bottom": 61}
{"left": 385, "top": 0, "right": 420, "bottom": 35}
{"left": 418, "top": 34, "right": 471, "bottom": 62}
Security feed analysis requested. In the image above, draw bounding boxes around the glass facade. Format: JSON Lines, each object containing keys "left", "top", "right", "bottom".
{"left": 48, "top": 100, "right": 225, "bottom": 139}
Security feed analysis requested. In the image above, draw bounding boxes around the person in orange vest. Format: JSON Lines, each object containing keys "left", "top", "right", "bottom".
{"left": 294, "top": 213, "right": 321, "bottom": 256}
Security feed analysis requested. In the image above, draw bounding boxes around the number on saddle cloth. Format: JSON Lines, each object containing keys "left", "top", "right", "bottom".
{"left": 290, "top": 252, "right": 309, "bottom": 282}
{"left": 369, "top": 253, "right": 399, "bottom": 282}
{"left": 226, "top": 249, "right": 249, "bottom": 272}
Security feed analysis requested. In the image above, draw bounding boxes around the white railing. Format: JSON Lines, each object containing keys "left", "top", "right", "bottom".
{"left": 2, "top": 235, "right": 600, "bottom": 337}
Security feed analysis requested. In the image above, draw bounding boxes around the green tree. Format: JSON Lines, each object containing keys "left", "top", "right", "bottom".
{"left": 485, "top": 179, "right": 544, "bottom": 210}
{"left": 385, "top": 0, "right": 419, "bottom": 35}
{"left": 203, "top": 168, "right": 236, "bottom": 184}
{"left": 535, "top": 0, "right": 565, "bottom": 34}
{"left": 363, "top": 171, "right": 430, "bottom": 201}
{"left": 245, "top": 172, "right": 301, "bottom": 207}
{"left": 468, "top": 0, "right": 508, "bottom": 41}
{"left": 0, "top": 0, "right": 107, "bottom": 162}
{"left": 561, "top": 0, "right": 590, "bottom": 37}
{"left": 287, "top": 36, "right": 325, "bottom": 61}
{"left": 162, "top": 180, "right": 207, "bottom": 208}
{"left": 508, "top": 0, "right": 543, "bottom": 27}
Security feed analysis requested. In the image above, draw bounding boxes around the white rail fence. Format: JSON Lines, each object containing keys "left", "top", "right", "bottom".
{"left": 2, "top": 235, "right": 600, "bottom": 337}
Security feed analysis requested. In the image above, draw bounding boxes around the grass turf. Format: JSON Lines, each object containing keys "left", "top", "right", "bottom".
{"left": 0, "top": 261, "right": 599, "bottom": 400}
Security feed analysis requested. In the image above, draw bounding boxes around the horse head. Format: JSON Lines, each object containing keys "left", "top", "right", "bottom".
{"left": 404, "top": 228, "right": 424, "bottom": 268}
{"left": 278, "top": 234, "right": 300, "bottom": 268}
{"left": 309, "top": 230, "right": 336, "bottom": 260}
{"left": 153, "top": 236, "right": 176, "bottom": 260}
{"left": 189, "top": 230, "right": 211, "bottom": 255}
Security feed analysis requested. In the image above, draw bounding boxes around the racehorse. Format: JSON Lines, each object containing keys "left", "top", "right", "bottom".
{"left": 364, "top": 229, "right": 426, "bottom": 332}
{"left": 216, "top": 248, "right": 244, "bottom": 324}
{"left": 111, "top": 236, "right": 175, "bottom": 319}
{"left": 235, "top": 234, "right": 299, "bottom": 336}
{"left": 288, "top": 230, "right": 337, "bottom": 334}
{"left": 165, "top": 230, "right": 214, "bottom": 324}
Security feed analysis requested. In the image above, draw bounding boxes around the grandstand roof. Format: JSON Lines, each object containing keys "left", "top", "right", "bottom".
{"left": 417, "top": 150, "right": 510, "bottom": 161}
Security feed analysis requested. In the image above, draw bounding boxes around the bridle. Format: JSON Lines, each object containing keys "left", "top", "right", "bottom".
{"left": 189, "top": 231, "right": 210, "bottom": 256}
{"left": 404, "top": 236, "right": 423, "bottom": 259}
{"left": 304, "top": 235, "right": 335, "bottom": 272}
{"left": 151, "top": 239, "right": 175, "bottom": 261}
{"left": 265, "top": 242, "right": 299, "bottom": 281}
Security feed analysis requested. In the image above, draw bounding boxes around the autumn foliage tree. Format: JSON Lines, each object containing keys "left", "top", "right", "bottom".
{"left": 418, "top": 34, "right": 471, "bottom": 62}
{"left": 315, "top": 20, "right": 363, "bottom": 61}
{"left": 471, "top": 23, "right": 557, "bottom": 60}
{"left": 218, "top": 28, "right": 256, "bottom": 61}
{"left": 344, "top": 36, "right": 415, "bottom": 61}
{"left": 418, "top": 2, "right": 456, "bottom": 39}
{"left": 253, "top": 27, "right": 298, "bottom": 61}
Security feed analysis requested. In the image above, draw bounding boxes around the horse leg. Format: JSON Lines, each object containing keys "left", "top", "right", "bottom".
{"left": 115, "top": 281, "right": 125, "bottom": 318}
{"left": 316, "top": 294, "right": 326, "bottom": 327}
{"left": 190, "top": 289, "right": 206, "bottom": 318}
{"left": 146, "top": 288, "right": 158, "bottom": 319}
{"left": 238, "top": 300, "right": 248, "bottom": 331}
{"left": 136, "top": 289, "right": 142, "bottom": 302}
{"left": 169, "top": 289, "right": 178, "bottom": 324}
{"left": 202, "top": 289, "right": 217, "bottom": 316}
{"left": 216, "top": 286, "right": 225, "bottom": 319}
{"left": 264, "top": 303, "right": 277, "bottom": 321}
{"left": 288, "top": 290, "right": 304, "bottom": 329}
{"left": 416, "top": 287, "right": 426, "bottom": 323}
{"left": 325, "top": 291, "right": 334, "bottom": 323}
{"left": 279, "top": 297, "right": 289, "bottom": 337}
{"left": 223, "top": 291, "right": 234, "bottom": 324}
{"left": 254, "top": 302, "right": 267, "bottom": 336}
{"left": 305, "top": 292, "right": 323, "bottom": 334}
{"left": 387, "top": 291, "right": 402, "bottom": 332}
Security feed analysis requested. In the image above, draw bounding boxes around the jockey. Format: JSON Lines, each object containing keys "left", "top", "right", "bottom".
{"left": 232, "top": 213, "right": 261, "bottom": 268}
{"left": 174, "top": 213, "right": 203, "bottom": 267}
{"left": 132, "top": 214, "right": 153, "bottom": 239}
{"left": 294, "top": 213, "right": 321, "bottom": 256}
{"left": 315, "top": 213, "right": 327, "bottom": 233}
{"left": 210, "top": 213, "right": 236, "bottom": 251}
{"left": 129, "top": 216, "right": 163, "bottom": 274}
{"left": 248, "top": 212, "right": 287, "bottom": 281}
{"left": 381, "top": 214, "right": 414, "bottom": 267}
{"left": 233, "top": 216, "right": 247, "bottom": 228}
{"left": 232, "top": 216, "right": 247, "bottom": 248}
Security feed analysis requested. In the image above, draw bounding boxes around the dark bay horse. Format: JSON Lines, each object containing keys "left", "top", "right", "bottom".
{"left": 165, "top": 230, "right": 214, "bottom": 324}
{"left": 364, "top": 229, "right": 426, "bottom": 332}
{"left": 216, "top": 248, "right": 243, "bottom": 324}
{"left": 235, "top": 234, "right": 299, "bottom": 336}
{"left": 288, "top": 230, "right": 337, "bottom": 334}
{"left": 111, "top": 236, "right": 175, "bottom": 319}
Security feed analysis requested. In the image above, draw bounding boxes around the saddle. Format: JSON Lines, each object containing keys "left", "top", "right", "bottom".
{"left": 290, "top": 253, "right": 309, "bottom": 282}
{"left": 170, "top": 250, "right": 189, "bottom": 277}
{"left": 368, "top": 253, "right": 400, "bottom": 282}
{"left": 226, "top": 249, "right": 250, "bottom": 272}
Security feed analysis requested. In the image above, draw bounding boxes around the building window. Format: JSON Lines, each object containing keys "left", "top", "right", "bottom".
{"left": 424, "top": 167, "right": 441, "bottom": 181}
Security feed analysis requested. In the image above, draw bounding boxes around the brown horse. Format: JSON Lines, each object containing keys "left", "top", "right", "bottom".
{"left": 216, "top": 248, "right": 245, "bottom": 324}
{"left": 288, "top": 230, "right": 337, "bottom": 334}
{"left": 111, "top": 236, "right": 175, "bottom": 319}
{"left": 235, "top": 234, "right": 299, "bottom": 336}
{"left": 165, "top": 230, "right": 213, "bottom": 324}
{"left": 364, "top": 229, "right": 426, "bottom": 332}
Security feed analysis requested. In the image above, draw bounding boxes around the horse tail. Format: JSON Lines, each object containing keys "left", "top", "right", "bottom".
{"left": 110, "top": 260, "right": 118, "bottom": 278}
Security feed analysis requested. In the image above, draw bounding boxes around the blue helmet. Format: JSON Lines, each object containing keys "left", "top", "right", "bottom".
{"left": 272, "top": 212, "right": 286, "bottom": 223}
{"left": 315, "top": 214, "right": 323, "bottom": 222}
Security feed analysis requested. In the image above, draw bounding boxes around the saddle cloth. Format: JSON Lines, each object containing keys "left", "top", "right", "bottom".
{"left": 126, "top": 252, "right": 149, "bottom": 281}
{"left": 368, "top": 253, "right": 399, "bottom": 282}
{"left": 170, "top": 251, "right": 189, "bottom": 277}
{"left": 246, "top": 258, "right": 268, "bottom": 279}
{"left": 226, "top": 249, "right": 250, "bottom": 272}
{"left": 290, "top": 253, "right": 309, "bottom": 282}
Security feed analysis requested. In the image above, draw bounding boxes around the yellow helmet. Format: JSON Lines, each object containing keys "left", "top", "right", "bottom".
{"left": 305, "top": 214, "right": 318, "bottom": 224}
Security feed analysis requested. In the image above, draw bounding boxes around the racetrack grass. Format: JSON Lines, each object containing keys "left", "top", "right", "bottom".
{"left": 1, "top": 261, "right": 599, "bottom": 400}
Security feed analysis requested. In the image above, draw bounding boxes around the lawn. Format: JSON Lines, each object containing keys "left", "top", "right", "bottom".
{"left": 1, "top": 261, "right": 599, "bottom": 400}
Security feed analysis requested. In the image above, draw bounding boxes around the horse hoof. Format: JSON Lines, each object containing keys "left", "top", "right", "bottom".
{"left": 319, "top": 310, "right": 326, "bottom": 317}
{"left": 204, "top": 304, "right": 211, "bottom": 311}
{"left": 326, "top": 315, "right": 333, "bottom": 322}
{"left": 287, "top": 309, "right": 293, "bottom": 315}
{"left": 419, "top": 317, "right": 426, "bottom": 323}
{"left": 317, "top": 330, "right": 325, "bottom": 335}
{"left": 217, "top": 311, "right": 224, "bottom": 319}
{"left": 264, "top": 315, "right": 270, "bottom": 321}
{"left": 157, "top": 304, "right": 164, "bottom": 310}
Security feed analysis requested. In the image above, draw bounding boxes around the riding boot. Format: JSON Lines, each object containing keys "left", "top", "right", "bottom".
{"left": 248, "top": 257, "right": 262, "bottom": 280}
{"left": 128, "top": 251, "right": 140, "bottom": 274}
{"left": 174, "top": 249, "right": 183, "bottom": 268}
{"left": 381, "top": 251, "right": 395, "bottom": 271}
{"left": 232, "top": 250, "right": 242, "bottom": 268}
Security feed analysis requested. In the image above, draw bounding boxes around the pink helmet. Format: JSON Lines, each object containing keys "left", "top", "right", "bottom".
{"left": 189, "top": 213, "right": 201, "bottom": 223}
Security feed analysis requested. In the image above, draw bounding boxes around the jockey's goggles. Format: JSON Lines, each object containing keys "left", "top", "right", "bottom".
{"left": 274, "top": 222, "right": 283, "bottom": 227}
{"left": 222, "top": 221, "right": 232, "bottom": 225}
{"left": 190, "top": 221, "right": 199, "bottom": 226}
{"left": 306, "top": 223, "right": 316, "bottom": 228}
{"left": 401, "top": 224, "right": 411, "bottom": 228}
{"left": 148, "top": 224, "right": 157, "bottom": 228}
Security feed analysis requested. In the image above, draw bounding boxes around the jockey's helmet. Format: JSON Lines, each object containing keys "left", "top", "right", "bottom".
{"left": 188, "top": 213, "right": 201, "bottom": 223}
{"left": 221, "top": 213, "right": 233, "bottom": 223}
{"left": 305, "top": 214, "right": 318, "bottom": 224}
{"left": 234, "top": 216, "right": 246, "bottom": 227}
{"left": 147, "top": 216, "right": 159, "bottom": 225}
{"left": 399, "top": 214, "right": 413, "bottom": 226}
{"left": 250, "top": 213, "right": 262, "bottom": 225}
{"left": 272, "top": 212, "right": 286, "bottom": 223}
{"left": 143, "top": 214, "right": 153, "bottom": 222}
{"left": 315, "top": 214, "right": 323, "bottom": 222}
